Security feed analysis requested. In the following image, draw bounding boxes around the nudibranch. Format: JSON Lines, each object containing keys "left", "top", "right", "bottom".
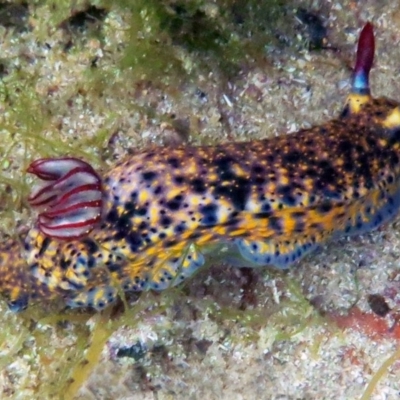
{"left": 2, "top": 22, "right": 400, "bottom": 312}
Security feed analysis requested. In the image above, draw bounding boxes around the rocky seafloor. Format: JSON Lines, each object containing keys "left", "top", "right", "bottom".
{"left": 1, "top": 1, "right": 400, "bottom": 399}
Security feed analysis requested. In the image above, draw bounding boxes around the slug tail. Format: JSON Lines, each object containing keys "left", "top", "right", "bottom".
{"left": 0, "top": 238, "right": 29, "bottom": 311}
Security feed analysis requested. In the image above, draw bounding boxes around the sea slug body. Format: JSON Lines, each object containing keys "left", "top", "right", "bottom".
{"left": 2, "top": 23, "right": 400, "bottom": 312}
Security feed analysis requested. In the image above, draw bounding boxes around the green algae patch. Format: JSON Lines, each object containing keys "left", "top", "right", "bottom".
{"left": 108, "top": 0, "right": 294, "bottom": 83}
{"left": 0, "top": 303, "right": 89, "bottom": 398}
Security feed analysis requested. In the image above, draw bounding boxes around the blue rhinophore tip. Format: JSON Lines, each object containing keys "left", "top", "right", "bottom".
{"left": 353, "top": 71, "right": 369, "bottom": 93}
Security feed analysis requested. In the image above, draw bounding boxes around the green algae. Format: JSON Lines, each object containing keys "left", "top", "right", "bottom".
{"left": 106, "top": 0, "right": 294, "bottom": 82}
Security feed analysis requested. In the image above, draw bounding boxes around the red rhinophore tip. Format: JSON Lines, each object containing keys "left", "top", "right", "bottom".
{"left": 353, "top": 22, "right": 375, "bottom": 93}
{"left": 27, "top": 157, "right": 103, "bottom": 240}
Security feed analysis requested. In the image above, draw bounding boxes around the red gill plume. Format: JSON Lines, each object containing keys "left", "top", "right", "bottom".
{"left": 27, "top": 157, "right": 103, "bottom": 240}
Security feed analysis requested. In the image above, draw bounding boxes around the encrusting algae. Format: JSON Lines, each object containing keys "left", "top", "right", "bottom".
{"left": 1, "top": 23, "right": 400, "bottom": 314}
